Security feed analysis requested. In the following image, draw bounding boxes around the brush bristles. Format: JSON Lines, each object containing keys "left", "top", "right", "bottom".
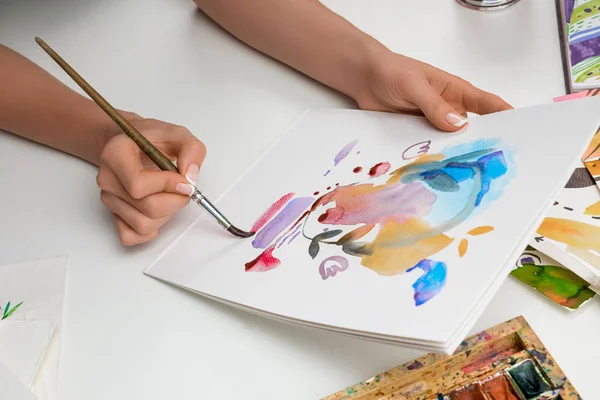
{"left": 227, "top": 226, "right": 255, "bottom": 238}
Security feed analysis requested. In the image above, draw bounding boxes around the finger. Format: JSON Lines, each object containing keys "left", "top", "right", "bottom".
{"left": 175, "top": 138, "right": 207, "bottom": 186}
{"left": 113, "top": 214, "right": 158, "bottom": 246}
{"left": 100, "top": 135, "right": 192, "bottom": 199}
{"left": 97, "top": 167, "right": 189, "bottom": 218}
{"left": 461, "top": 84, "right": 513, "bottom": 115}
{"left": 101, "top": 191, "right": 171, "bottom": 235}
{"left": 408, "top": 85, "right": 468, "bottom": 132}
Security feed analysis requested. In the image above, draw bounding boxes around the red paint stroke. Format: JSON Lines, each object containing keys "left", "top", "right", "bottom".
{"left": 313, "top": 191, "right": 320, "bottom": 196}
{"left": 245, "top": 246, "right": 280, "bottom": 272}
{"left": 353, "top": 166, "right": 363, "bottom": 173}
{"left": 368, "top": 162, "right": 391, "bottom": 178}
{"left": 251, "top": 192, "right": 294, "bottom": 232}
{"left": 327, "top": 186, "right": 331, "bottom": 190}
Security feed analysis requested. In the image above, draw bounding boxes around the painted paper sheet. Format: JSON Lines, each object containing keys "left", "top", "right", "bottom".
{"left": 563, "top": 0, "right": 600, "bottom": 90}
{"left": 0, "top": 256, "right": 67, "bottom": 400}
{"left": 530, "top": 185, "right": 600, "bottom": 293}
{"left": 146, "top": 99, "right": 600, "bottom": 352}
{"left": 512, "top": 246, "right": 595, "bottom": 309}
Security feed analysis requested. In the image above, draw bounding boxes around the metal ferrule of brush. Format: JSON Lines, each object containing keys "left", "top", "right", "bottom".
{"left": 190, "top": 190, "right": 232, "bottom": 229}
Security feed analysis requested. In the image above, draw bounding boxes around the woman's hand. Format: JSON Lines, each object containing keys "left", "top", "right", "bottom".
{"left": 96, "top": 114, "right": 206, "bottom": 246}
{"left": 355, "top": 50, "right": 513, "bottom": 131}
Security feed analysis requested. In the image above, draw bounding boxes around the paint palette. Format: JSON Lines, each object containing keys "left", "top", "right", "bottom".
{"left": 324, "top": 317, "right": 579, "bottom": 400}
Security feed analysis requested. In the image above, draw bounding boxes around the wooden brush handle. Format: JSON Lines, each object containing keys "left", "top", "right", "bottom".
{"left": 35, "top": 37, "right": 179, "bottom": 174}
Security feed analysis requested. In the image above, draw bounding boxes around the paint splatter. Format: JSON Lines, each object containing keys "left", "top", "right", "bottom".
{"left": 406, "top": 360, "right": 424, "bottom": 370}
{"left": 530, "top": 349, "right": 547, "bottom": 363}
{"left": 251, "top": 193, "right": 295, "bottom": 233}
{"left": 353, "top": 166, "right": 363, "bottom": 173}
{"left": 333, "top": 139, "right": 359, "bottom": 166}
{"left": 245, "top": 246, "right": 280, "bottom": 272}
{"left": 319, "top": 256, "right": 349, "bottom": 280}
{"left": 252, "top": 197, "right": 314, "bottom": 249}
{"left": 368, "top": 162, "right": 391, "bottom": 178}
{"left": 407, "top": 259, "right": 447, "bottom": 306}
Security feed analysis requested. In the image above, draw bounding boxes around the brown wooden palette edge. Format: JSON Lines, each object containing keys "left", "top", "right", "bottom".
{"left": 322, "top": 316, "right": 579, "bottom": 400}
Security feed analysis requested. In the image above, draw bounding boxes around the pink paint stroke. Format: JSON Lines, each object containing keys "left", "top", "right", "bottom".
{"left": 245, "top": 245, "right": 280, "bottom": 272}
{"left": 251, "top": 192, "right": 295, "bottom": 232}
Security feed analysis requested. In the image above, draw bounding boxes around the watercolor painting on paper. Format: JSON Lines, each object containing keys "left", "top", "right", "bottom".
{"left": 530, "top": 184, "right": 600, "bottom": 293}
{"left": 245, "top": 138, "right": 514, "bottom": 307}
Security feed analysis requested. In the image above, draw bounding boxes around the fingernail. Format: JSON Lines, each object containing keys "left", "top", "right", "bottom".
{"left": 446, "top": 113, "right": 468, "bottom": 127}
{"left": 186, "top": 164, "right": 200, "bottom": 186}
{"left": 176, "top": 183, "right": 194, "bottom": 196}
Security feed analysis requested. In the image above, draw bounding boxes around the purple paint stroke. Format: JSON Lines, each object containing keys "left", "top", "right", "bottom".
{"left": 333, "top": 140, "right": 359, "bottom": 166}
{"left": 564, "top": 0, "right": 574, "bottom": 24}
{"left": 277, "top": 222, "right": 302, "bottom": 248}
{"left": 324, "top": 170, "right": 331, "bottom": 177}
{"left": 252, "top": 197, "right": 314, "bottom": 249}
{"left": 570, "top": 37, "right": 600, "bottom": 66}
{"left": 319, "top": 256, "right": 349, "bottom": 280}
{"left": 287, "top": 230, "right": 302, "bottom": 245}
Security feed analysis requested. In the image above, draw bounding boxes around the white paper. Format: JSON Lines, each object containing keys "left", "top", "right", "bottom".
{"left": 0, "top": 361, "right": 36, "bottom": 400}
{"left": 0, "top": 321, "right": 55, "bottom": 388}
{"left": 146, "top": 98, "right": 600, "bottom": 352}
{"left": 0, "top": 256, "right": 67, "bottom": 400}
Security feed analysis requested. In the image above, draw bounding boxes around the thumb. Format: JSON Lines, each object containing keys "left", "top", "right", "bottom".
{"left": 176, "top": 139, "right": 207, "bottom": 186}
{"left": 409, "top": 86, "right": 468, "bottom": 132}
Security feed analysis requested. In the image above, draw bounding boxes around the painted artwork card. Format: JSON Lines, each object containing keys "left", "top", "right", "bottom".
{"left": 146, "top": 98, "right": 600, "bottom": 353}
{"left": 512, "top": 246, "right": 595, "bottom": 309}
{"left": 558, "top": 0, "right": 600, "bottom": 91}
{"left": 0, "top": 256, "right": 67, "bottom": 400}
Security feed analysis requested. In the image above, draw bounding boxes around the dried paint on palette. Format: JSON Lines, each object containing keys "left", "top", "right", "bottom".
{"left": 512, "top": 248, "right": 595, "bottom": 310}
{"left": 246, "top": 138, "right": 514, "bottom": 307}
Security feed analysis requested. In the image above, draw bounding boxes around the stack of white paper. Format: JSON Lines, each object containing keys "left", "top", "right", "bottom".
{"left": 146, "top": 98, "right": 600, "bottom": 353}
{"left": 0, "top": 256, "right": 67, "bottom": 399}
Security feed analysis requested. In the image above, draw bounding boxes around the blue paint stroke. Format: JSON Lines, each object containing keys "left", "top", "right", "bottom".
{"left": 252, "top": 197, "right": 314, "bottom": 249}
{"left": 407, "top": 259, "right": 447, "bottom": 306}
{"left": 333, "top": 140, "right": 359, "bottom": 166}
{"left": 324, "top": 170, "right": 331, "bottom": 177}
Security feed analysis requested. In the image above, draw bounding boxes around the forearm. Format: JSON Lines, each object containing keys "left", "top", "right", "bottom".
{"left": 0, "top": 44, "right": 114, "bottom": 166}
{"left": 194, "top": 0, "right": 387, "bottom": 100}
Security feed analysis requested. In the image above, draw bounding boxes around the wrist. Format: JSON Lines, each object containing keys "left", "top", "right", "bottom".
{"left": 348, "top": 38, "right": 392, "bottom": 105}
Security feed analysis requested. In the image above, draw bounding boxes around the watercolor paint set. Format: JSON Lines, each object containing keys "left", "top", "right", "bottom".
{"left": 324, "top": 316, "right": 579, "bottom": 400}
{"left": 146, "top": 98, "right": 600, "bottom": 354}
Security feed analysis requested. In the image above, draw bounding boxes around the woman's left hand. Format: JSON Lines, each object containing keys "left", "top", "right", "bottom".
{"left": 354, "top": 49, "right": 513, "bottom": 132}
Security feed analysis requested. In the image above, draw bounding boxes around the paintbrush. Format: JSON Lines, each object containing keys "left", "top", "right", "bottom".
{"left": 35, "top": 37, "right": 254, "bottom": 238}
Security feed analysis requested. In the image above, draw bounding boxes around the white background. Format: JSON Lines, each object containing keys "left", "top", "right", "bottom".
{"left": 0, "top": 0, "right": 599, "bottom": 398}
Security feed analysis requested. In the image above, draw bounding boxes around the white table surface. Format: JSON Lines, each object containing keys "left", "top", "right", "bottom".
{"left": 1, "top": 0, "right": 598, "bottom": 398}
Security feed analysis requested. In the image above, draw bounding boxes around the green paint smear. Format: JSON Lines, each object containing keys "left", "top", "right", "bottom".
{"left": 511, "top": 264, "right": 594, "bottom": 309}
{"left": 1, "top": 301, "right": 23, "bottom": 320}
